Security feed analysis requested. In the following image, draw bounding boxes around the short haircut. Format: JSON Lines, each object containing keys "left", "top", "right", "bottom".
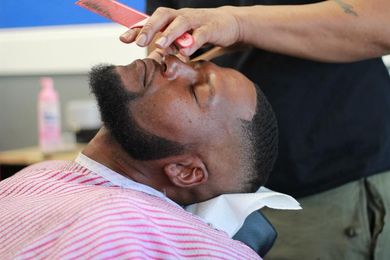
{"left": 239, "top": 85, "right": 278, "bottom": 192}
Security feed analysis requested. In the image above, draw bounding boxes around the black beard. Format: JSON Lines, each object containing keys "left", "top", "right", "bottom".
{"left": 88, "top": 64, "right": 185, "bottom": 161}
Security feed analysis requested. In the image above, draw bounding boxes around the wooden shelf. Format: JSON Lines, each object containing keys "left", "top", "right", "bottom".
{"left": 0, "top": 144, "right": 85, "bottom": 166}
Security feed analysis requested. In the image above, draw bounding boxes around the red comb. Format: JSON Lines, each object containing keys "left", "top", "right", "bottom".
{"left": 75, "top": 0, "right": 194, "bottom": 49}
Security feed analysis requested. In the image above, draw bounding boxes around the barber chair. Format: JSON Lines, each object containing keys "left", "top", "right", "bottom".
{"left": 232, "top": 211, "right": 277, "bottom": 257}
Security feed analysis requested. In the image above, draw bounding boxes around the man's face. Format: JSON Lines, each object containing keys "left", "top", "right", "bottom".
{"left": 115, "top": 55, "right": 256, "bottom": 147}
{"left": 90, "top": 55, "right": 257, "bottom": 195}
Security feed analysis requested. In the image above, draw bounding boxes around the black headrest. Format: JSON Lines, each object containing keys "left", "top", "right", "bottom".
{"left": 232, "top": 210, "right": 277, "bottom": 257}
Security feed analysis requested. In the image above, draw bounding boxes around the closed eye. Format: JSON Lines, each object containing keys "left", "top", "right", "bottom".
{"left": 190, "top": 84, "right": 199, "bottom": 105}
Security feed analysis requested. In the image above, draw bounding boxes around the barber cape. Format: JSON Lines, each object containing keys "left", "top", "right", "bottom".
{"left": 0, "top": 160, "right": 260, "bottom": 259}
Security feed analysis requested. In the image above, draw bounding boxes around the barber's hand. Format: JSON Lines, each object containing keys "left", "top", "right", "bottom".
{"left": 147, "top": 47, "right": 190, "bottom": 63}
{"left": 120, "top": 7, "right": 241, "bottom": 56}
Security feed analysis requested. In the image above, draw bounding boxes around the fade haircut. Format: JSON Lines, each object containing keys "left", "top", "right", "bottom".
{"left": 239, "top": 85, "right": 278, "bottom": 192}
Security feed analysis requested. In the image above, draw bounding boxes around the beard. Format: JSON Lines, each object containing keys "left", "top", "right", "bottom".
{"left": 89, "top": 64, "right": 185, "bottom": 161}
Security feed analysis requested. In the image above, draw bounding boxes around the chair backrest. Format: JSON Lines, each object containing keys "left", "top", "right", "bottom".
{"left": 232, "top": 210, "right": 277, "bottom": 257}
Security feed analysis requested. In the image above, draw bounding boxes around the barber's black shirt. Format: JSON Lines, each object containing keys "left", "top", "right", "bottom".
{"left": 147, "top": 0, "right": 390, "bottom": 198}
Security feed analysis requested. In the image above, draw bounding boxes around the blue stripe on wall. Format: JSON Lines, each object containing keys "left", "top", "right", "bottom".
{"left": 0, "top": 0, "right": 145, "bottom": 28}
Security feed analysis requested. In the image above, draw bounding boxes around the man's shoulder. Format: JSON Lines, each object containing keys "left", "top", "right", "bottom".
{"left": 73, "top": 191, "right": 261, "bottom": 259}
{"left": 12, "top": 160, "right": 81, "bottom": 180}
{"left": 1, "top": 176, "right": 260, "bottom": 259}
{"left": 19, "top": 160, "right": 72, "bottom": 172}
{"left": 84, "top": 188, "right": 184, "bottom": 219}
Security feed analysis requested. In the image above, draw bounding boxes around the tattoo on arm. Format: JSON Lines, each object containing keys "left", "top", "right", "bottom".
{"left": 333, "top": 0, "right": 358, "bottom": 17}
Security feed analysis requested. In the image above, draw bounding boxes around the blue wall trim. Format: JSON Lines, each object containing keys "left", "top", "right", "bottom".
{"left": 0, "top": 0, "right": 145, "bottom": 28}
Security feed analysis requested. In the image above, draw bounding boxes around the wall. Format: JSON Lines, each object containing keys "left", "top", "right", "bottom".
{"left": 0, "top": 74, "right": 90, "bottom": 150}
{"left": 0, "top": 22, "right": 149, "bottom": 151}
{"left": 0, "top": 0, "right": 144, "bottom": 28}
{"left": 0, "top": 24, "right": 146, "bottom": 75}
{"left": 0, "top": 0, "right": 146, "bottom": 151}
{"left": 0, "top": 0, "right": 146, "bottom": 75}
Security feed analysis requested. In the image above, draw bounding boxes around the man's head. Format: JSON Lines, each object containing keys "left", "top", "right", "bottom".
{"left": 89, "top": 55, "right": 277, "bottom": 204}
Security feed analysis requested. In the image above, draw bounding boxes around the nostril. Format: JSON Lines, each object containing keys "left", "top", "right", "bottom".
{"left": 160, "top": 56, "right": 168, "bottom": 73}
{"left": 162, "top": 62, "right": 168, "bottom": 73}
{"left": 160, "top": 62, "right": 168, "bottom": 75}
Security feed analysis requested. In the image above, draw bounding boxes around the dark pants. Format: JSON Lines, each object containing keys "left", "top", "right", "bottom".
{"left": 262, "top": 170, "right": 390, "bottom": 260}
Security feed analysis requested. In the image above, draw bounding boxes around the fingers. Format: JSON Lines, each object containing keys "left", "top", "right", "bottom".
{"left": 136, "top": 7, "right": 176, "bottom": 47}
{"left": 147, "top": 49, "right": 165, "bottom": 63}
{"left": 147, "top": 46, "right": 189, "bottom": 63}
{"left": 155, "top": 15, "right": 194, "bottom": 49}
{"left": 120, "top": 28, "right": 141, "bottom": 43}
{"left": 149, "top": 46, "right": 177, "bottom": 58}
{"left": 179, "top": 27, "right": 210, "bottom": 56}
{"left": 118, "top": 7, "right": 237, "bottom": 58}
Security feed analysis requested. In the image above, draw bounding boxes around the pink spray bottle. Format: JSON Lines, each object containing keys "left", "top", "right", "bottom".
{"left": 38, "top": 77, "right": 61, "bottom": 154}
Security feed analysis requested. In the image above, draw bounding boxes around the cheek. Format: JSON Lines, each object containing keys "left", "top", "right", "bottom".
{"left": 130, "top": 92, "right": 203, "bottom": 142}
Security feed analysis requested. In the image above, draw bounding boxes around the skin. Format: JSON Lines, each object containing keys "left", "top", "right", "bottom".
{"left": 120, "top": 0, "right": 390, "bottom": 62}
{"left": 84, "top": 56, "right": 256, "bottom": 205}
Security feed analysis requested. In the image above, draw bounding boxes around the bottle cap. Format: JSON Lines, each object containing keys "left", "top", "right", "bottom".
{"left": 40, "top": 77, "right": 53, "bottom": 90}
{"left": 39, "top": 77, "right": 58, "bottom": 100}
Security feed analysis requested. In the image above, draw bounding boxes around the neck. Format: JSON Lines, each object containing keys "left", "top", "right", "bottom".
{"left": 83, "top": 128, "right": 206, "bottom": 206}
{"left": 83, "top": 128, "right": 165, "bottom": 190}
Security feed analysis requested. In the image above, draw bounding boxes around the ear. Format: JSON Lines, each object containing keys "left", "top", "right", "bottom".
{"left": 163, "top": 155, "right": 209, "bottom": 188}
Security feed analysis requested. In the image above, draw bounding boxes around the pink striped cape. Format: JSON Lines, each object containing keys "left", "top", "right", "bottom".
{"left": 0, "top": 160, "right": 260, "bottom": 259}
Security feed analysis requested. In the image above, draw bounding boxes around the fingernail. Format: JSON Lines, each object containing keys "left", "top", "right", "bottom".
{"left": 136, "top": 34, "right": 147, "bottom": 46}
{"left": 120, "top": 31, "right": 130, "bottom": 38}
{"left": 155, "top": 36, "right": 167, "bottom": 48}
{"left": 120, "top": 30, "right": 134, "bottom": 41}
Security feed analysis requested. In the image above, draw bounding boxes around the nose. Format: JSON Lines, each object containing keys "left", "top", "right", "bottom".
{"left": 162, "top": 55, "right": 200, "bottom": 83}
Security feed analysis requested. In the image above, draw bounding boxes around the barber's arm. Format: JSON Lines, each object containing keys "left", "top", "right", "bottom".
{"left": 120, "top": 0, "right": 390, "bottom": 62}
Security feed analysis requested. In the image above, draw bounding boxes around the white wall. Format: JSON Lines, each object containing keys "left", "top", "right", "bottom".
{"left": 0, "top": 24, "right": 146, "bottom": 151}
{"left": 0, "top": 24, "right": 388, "bottom": 74}
{"left": 0, "top": 24, "right": 146, "bottom": 75}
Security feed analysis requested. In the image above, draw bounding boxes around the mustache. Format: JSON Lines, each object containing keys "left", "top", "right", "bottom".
{"left": 89, "top": 63, "right": 186, "bottom": 161}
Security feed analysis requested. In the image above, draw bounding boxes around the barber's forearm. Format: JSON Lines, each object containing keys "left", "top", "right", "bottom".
{"left": 229, "top": 0, "right": 390, "bottom": 62}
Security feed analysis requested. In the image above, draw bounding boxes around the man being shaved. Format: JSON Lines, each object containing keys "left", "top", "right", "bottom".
{"left": 0, "top": 55, "right": 277, "bottom": 259}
